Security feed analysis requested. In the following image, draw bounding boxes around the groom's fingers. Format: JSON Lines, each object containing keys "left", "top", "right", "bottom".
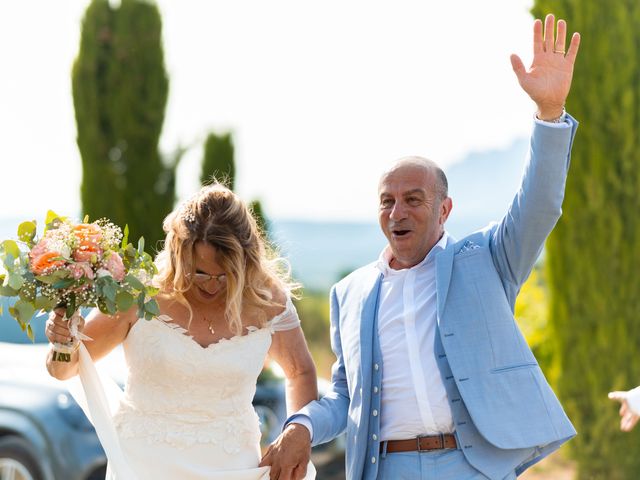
{"left": 277, "top": 466, "right": 294, "bottom": 480}
{"left": 292, "top": 463, "right": 308, "bottom": 480}
{"left": 543, "top": 14, "right": 555, "bottom": 53}
{"left": 266, "top": 461, "right": 279, "bottom": 480}
{"left": 565, "top": 32, "right": 581, "bottom": 65}
{"left": 532, "top": 18, "right": 543, "bottom": 55}
{"left": 510, "top": 54, "right": 526, "bottom": 82}
{"left": 554, "top": 19, "right": 567, "bottom": 54}
{"left": 258, "top": 446, "right": 273, "bottom": 467}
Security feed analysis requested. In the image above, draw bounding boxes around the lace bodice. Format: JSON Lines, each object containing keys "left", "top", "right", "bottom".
{"left": 112, "top": 299, "right": 299, "bottom": 452}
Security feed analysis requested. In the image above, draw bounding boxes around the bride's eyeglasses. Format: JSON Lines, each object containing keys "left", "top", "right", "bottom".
{"left": 187, "top": 272, "right": 227, "bottom": 286}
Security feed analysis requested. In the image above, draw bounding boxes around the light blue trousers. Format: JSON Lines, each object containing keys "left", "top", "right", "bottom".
{"left": 376, "top": 449, "right": 517, "bottom": 480}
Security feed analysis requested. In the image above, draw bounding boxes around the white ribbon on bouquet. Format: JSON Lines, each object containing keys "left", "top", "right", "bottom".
{"left": 61, "top": 311, "right": 138, "bottom": 480}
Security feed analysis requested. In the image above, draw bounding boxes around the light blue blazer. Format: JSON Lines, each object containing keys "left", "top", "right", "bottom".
{"left": 294, "top": 115, "right": 578, "bottom": 480}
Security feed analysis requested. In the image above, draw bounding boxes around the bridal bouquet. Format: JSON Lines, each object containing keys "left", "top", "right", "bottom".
{"left": 0, "top": 211, "right": 159, "bottom": 342}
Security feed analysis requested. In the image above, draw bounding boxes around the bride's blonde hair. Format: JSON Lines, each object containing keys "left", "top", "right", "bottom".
{"left": 154, "top": 183, "right": 297, "bottom": 334}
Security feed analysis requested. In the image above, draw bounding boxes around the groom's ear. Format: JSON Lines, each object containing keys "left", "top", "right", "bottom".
{"left": 439, "top": 197, "right": 453, "bottom": 225}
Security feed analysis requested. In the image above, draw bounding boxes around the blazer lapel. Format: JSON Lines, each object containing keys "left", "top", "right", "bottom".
{"left": 435, "top": 245, "right": 454, "bottom": 323}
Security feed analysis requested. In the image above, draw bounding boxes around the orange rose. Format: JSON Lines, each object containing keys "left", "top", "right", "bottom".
{"left": 73, "top": 223, "right": 102, "bottom": 244}
{"left": 30, "top": 251, "right": 65, "bottom": 274}
{"left": 73, "top": 223, "right": 103, "bottom": 263}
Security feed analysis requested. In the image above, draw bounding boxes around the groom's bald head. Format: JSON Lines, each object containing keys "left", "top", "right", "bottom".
{"left": 379, "top": 156, "right": 448, "bottom": 200}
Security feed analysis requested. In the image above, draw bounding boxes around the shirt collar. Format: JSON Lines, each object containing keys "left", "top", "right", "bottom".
{"left": 376, "top": 231, "right": 451, "bottom": 276}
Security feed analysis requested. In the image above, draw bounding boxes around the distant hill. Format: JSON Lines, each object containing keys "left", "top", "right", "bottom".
{"left": 271, "top": 137, "right": 531, "bottom": 290}
{"left": 0, "top": 137, "right": 531, "bottom": 291}
{"left": 446, "top": 137, "right": 529, "bottom": 236}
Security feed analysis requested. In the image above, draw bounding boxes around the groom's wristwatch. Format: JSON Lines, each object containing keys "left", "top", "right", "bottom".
{"left": 536, "top": 109, "right": 566, "bottom": 123}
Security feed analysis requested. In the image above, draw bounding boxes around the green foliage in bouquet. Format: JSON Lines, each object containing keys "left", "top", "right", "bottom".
{"left": 0, "top": 211, "right": 159, "bottom": 341}
{"left": 531, "top": 0, "right": 640, "bottom": 477}
{"left": 72, "top": 0, "right": 175, "bottom": 254}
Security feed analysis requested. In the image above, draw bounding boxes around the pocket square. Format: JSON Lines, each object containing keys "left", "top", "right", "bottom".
{"left": 457, "top": 240, "right": 480, "bottom": 254}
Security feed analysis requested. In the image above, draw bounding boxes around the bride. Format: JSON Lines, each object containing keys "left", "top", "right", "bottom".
{"left": 44, "top": 183, "right": 317, "bottom": 479}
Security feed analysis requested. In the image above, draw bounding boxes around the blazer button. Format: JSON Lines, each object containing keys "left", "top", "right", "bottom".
{"left": 373, "top": 386, "right": 379, "bottom": 394}
{"left": 371, "top": 457, "right": 376, "bottom": 464}
{"left": 372, "top": 410, "right": 378, "bottom": 417}
{"left": 374, "top": 364, "right": 379, "bottom": 371}
{"left": 372, "top": 434, "right": 378, "bottom": 441}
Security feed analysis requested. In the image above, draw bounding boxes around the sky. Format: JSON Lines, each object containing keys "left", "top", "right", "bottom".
{"left": 0, "top": 0, "right": 541, "bottom": 222}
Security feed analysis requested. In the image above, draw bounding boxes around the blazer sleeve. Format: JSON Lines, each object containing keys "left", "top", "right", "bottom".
{"left": 490, "top": 114, "right": 578, "bottom": 298}
{"left": 284, "top": 285, "right": 350, "bottom": 446}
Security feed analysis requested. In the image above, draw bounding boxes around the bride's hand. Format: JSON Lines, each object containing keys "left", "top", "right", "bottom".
{"left": 45, "top": 308, "right": 85, "bottom": 345}
{"left": 259, "top": 423, "right": 311, "bottom": 480}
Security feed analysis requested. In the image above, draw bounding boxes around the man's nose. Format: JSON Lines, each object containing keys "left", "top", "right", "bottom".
{"left": 389, "top": 201, "right": 407, "bottom": 221}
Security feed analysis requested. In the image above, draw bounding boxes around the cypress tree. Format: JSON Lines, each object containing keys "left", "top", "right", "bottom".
{"left": 200, "top": 132, "right": 235, "bottom": 189}
{"left": 530, "top": 3, "right": 640, "bottom": 477}
{"left": 249, "top": 199, "right": 269, "bottom": 238}
{"left": 199, "top": 133, "right": 268, "bottom": 236}
{"left": 72, "top": 0, "right": 174, "bottom": 253}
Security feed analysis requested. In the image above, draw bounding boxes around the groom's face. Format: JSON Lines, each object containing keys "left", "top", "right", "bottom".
{"left": 378, "top": 164, "right": 451, "bottom": 270}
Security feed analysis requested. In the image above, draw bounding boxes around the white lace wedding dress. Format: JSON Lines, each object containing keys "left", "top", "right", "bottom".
{"left": 72, "top": 299, "right": 316, "bottom": 480}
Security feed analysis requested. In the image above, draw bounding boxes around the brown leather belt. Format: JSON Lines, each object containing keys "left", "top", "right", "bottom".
{"left": 380, "top": 434, "right": 457, "bottom": 453}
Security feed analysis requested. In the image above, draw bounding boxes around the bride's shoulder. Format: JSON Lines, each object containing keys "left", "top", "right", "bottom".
{"left": 153, "top": 295, "right": 189, "bottom": 320}
{"left": 262, "top": 288, "right": 289, "bottom": 319}
{"left": 262, "top": 288, "right": 302, "bottom": 333}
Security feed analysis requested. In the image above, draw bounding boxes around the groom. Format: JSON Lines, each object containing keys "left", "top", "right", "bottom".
{"left": 262, "top": 14, "right": 581, "bottom": 480}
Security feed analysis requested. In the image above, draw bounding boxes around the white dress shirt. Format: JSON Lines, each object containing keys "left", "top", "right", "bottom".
{"left": 375, "top": 232, "right": 454, "bottom": 440}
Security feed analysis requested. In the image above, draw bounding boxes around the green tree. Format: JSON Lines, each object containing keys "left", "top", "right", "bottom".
{"left": 530, "top": 3, "right": 640, "bottom": 478}
{"left": 249, "top": 199, "right": 269, "bottom": 238}
{"left": 200, "top": 132, "right": 235, "bottom": 188}
{"left": 198, "top": 133, "right": 269, "bottom": 238}
{"left": 72, "top": 0, "right": 176, "bottom": 253}
{"left": 514, "top": 266, "right": 557, "bottom": 384}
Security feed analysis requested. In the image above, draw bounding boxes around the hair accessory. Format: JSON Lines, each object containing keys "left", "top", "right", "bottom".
{"left": 179, "top": 203, "right": 197, "bottom": 225}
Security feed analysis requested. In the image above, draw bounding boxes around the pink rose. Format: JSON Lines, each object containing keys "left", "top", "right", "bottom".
{"left": 30, "top": 239, "right": 49, "bottom": 259}
{"left": 104, "top": 252, "right": 126, "bottom": 282}
{"left": 70, "top": 262, "right": 95, "bottom": 280}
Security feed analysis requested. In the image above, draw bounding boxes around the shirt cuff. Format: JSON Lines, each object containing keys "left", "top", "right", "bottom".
{"left": 286, "top": 414, "right": 314, "bottom": 441}
{"left": 534, "top": 110, "right": 567, "bottom": 128}
{"left": 627, "top": 386, "right": 640, "bottom": 415}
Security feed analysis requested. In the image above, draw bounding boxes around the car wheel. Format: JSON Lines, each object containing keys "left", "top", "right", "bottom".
{"left": 0, "top": 436, "right": 42, "bottom": 480}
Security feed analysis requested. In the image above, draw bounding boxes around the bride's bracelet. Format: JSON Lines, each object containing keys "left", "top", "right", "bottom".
{"left": 51, "top": 340, "right": 80, "bottom": 362}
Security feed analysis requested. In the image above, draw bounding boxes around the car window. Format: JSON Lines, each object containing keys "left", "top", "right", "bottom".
{"left": 1, "top": 297, "right": 49, "bottom": 344}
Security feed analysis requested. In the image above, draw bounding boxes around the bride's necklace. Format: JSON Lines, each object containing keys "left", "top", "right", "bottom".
{"left": 192, "top": 310, "right": 216, "bottom": 335}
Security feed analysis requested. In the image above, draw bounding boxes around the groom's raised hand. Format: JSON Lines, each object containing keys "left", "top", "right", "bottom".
{"left": 260, "top": 423, "right": 311, "bottom": 480}
{"left": 510, "top": 14, "right": 581, "bottom": 120}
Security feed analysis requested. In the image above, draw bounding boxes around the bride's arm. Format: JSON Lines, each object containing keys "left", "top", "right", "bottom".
{"left": 269, "top": 327, "right": 318, "bottom": 415}
{"left": 45, "top": 306, "right": 136, "bottom": 381}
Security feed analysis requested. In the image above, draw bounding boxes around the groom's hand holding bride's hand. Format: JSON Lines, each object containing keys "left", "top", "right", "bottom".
{"left": 260, "top": 423, "right": 311, "bottom": 480}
